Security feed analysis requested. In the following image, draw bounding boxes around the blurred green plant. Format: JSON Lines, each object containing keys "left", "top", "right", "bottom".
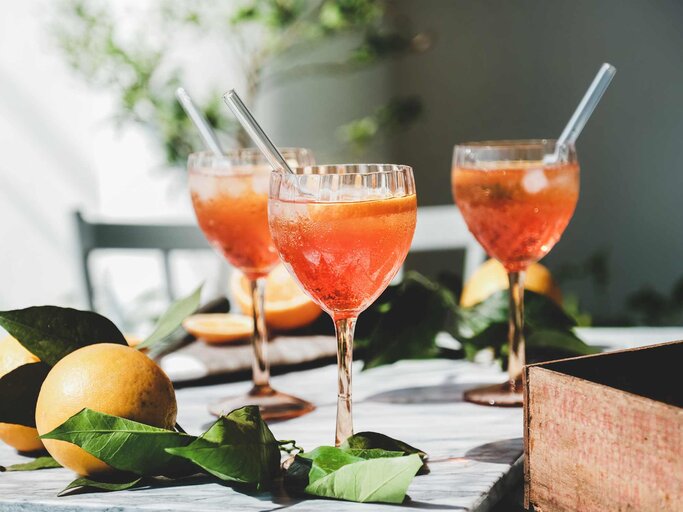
{"left": 625, "top": 277, "right": 683, "bottom": 326}
{"left": 53, "top": 0, "right": 429, "bottom": 167}
{"left": 351, "top": 272, "right": 598, "bottom": 370}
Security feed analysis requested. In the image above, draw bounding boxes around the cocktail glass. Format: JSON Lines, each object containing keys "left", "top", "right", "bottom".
{"left": 188, "top": 147, "right": 316, "bottom": 420}
{"left": 452, "top": 140, "right": 580, "bottom": 406}
{"left": 269, "top": 164, "right": 417, "bottom": 445}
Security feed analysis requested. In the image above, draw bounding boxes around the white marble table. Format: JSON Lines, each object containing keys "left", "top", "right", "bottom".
{"left": 2, "top": 327, "right": 681, "bottom": 511}
{"left": 1, "top": 358, "right": 523, "bottom": 511}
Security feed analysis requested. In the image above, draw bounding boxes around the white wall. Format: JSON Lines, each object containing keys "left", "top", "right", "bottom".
{"left": 0, "top": 1, "right": 222, "bottom": 320}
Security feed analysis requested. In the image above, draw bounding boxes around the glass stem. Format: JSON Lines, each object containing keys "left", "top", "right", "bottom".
{"left": 250, "top": 277, "right": 271, "bottom": 392}
{"left": 334, "top": 316, "right": 357, "bottom": 447}
{"left": 507, "top": 271, "right": 526, "bottom": 390}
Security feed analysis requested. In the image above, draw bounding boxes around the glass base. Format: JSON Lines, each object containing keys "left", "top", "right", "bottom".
{"left": 208, "top": 384, "right": 315, "bottom": 421}
{"left": 463, "top": 380, "right": 524, "bottom": 407}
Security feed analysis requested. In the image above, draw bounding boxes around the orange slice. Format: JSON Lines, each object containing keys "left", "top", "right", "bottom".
{"left": 182, "top": 313, "right": 253, "bottom": 344}
{"left": 231, "top": 264, "right": 323, "bottom": 331}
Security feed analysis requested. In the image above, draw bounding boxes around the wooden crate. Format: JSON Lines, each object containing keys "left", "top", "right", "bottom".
{"left": 524, "top": 340, "right": 683, "bottom": 511}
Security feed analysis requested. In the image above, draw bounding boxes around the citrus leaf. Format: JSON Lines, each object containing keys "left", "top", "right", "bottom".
{"left": 300, "top": 446, "right": 364, "bottom": 482}
{"left": 526, "top": 329, "right": 600, "bottom": 357}
{"left": 136, "top": 285, "right": 202, "bottom": 351}
{"left": 362, "top": 272, "right": 451, "bottom": 370}
{"left": 453, "top": 290, "right": 576, "bottom": 342}
{"left": 303, "top": 451, "right": 422, "bottom": 503}
{"left": 40, "top": 408, "right": 195, "bottom": 476}
{"left": 58, "top": 473, "right": 142, "bottom": 496}
{"left": 0, "top": 307, "right": 126, "bottom": 366}
{"left": 341, "top": 431, "right": 427, "bottom": 461}
{"left": 343, "top": 448, "right": 404, "bottom": 459}
{"left": 0, "top": 456, "right": 60, "bottom": 472}
{"left": 0, "top": 362, "right": 50, "bottom": 427}
{"left": 166, "top": 406, "right": 279, "bottom": 490}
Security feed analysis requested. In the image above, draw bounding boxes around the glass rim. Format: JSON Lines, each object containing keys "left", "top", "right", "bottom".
{"left": 188, "top": 147, "right": 313, "bottom": 161}
{"left": 188, "top": 147, "right": 314, "bottom": 176}
{"left": 454, "top": 139, "right": 575, "bottom": 150}
{"left": 271, "top": 163, "right": 413, "bottom": 176}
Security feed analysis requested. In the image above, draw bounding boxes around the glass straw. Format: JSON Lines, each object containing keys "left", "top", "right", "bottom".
{"left": 557, "top": 63, "right": 616, "bottom": 146}
{"left": 222, "top": 90, "right": 294, "bottom": 174}
{"left": 546, "top": 63, "right": 616, "bottom": 162}
{"left": 175, "top": 87, "right": 224, "bottom": 156}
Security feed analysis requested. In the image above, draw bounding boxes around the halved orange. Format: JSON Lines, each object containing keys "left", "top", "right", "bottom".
{"left": 182, "top": 313, "right": 253, "bottom": 344}
{"left": 230, "top": 264, "right": 323, "bottom": 331}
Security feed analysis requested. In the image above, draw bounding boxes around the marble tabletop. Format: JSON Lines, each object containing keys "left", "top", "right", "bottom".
{"left": 2, "top": 327, "right": 681, "bottom": 511}
{"left": 0, "top": 358, "right": 523, "bottom": 511}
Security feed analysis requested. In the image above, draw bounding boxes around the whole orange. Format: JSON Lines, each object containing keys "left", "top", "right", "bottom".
{"left": 35, "top": 343, "right": 177, "bottom": 476}
{"left": 0, "top": 335, "right": 43, "bottom": 453}
{"left": 460, "top": 259, "right": 563, "bottom": 307}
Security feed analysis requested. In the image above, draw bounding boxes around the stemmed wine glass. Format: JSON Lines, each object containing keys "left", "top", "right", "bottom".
{"left": 188, "top": 147, "right": 316, "bottom": 420}
{"left": 452, "top": 140, "right": 580, "bottom": 406}
{"left": 269, "top": 164, "right": 417, "bottom": 445}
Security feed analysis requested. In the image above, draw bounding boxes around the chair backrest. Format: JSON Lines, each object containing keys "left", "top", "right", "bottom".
{"left": 74, "top": 211, "right": 210, "bottom": 310}
{"left": 411, "top": 205, "right": 485, "bottom": 280}
{"left": 75, "top": 206, "right": 485, "bottom": 310}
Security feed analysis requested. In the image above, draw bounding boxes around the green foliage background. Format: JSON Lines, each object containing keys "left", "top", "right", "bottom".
{"left": 53, "top": 0, "right": 429, "bottom": 167}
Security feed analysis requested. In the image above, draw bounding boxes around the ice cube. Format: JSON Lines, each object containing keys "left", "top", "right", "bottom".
{"left": 522, "top": 168, "right": 549, "bottom": 194}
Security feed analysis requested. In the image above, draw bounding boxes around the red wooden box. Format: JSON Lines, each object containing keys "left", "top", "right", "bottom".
{"left": 524, "top": 340, "right": 683, "bottom": 511}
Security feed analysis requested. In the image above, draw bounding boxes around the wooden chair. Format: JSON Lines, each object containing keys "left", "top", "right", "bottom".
{"left": 73, "top": 211, "right": 210, "bottom": 310}
{"left": 74, "top": 205, "right": 484, "bottom": 311}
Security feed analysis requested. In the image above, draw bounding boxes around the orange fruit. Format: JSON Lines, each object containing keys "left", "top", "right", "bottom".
{"left": 182, "top": 313, "right": 253, "bottom": 344}
{"left": 35, "top": 343, "right": 177, "bottom": 476}
{"left": 0, "top": 335, "right": 44, "bottom": 453}
{"left": 460, "top": 259, "right": 562, "bottom": 307}
{"left": 230, "top": 264, "right": 322, "bottom": 331}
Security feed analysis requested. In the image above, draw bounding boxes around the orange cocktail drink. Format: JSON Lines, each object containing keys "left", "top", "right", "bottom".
{"left": 188, "top": 148, "right": 316, "bottom": 420}
{"left": 269, "top": 164, "right": 417, "bottom": 445}
{"left": 269, "top": 195, "right": 417, "bottom": 318}
{"left": 190, "top": 169, "right": 277, "bottom": 280}
{"left": 452, "top": 140, "right": 579, "bottom": 406}
{"left": 452, "top": 161, "right": 579, "bottom": 272}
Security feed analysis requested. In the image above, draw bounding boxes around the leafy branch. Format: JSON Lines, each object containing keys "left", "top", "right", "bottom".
{"left": 52, "top": 0, "right": 431, "bottom": 166}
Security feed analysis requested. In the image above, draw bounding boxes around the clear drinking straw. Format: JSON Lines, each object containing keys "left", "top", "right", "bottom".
{"left": 546, "top": 63, "right": 616, "bottom": 162}
{"left": 175, "top": 87, "right": 224, "bottom": 156}
{"left": 222, "top": 89, "right": 294, "bottom": 174}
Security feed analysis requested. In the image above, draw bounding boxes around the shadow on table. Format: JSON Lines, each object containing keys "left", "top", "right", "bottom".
{"left": 402, "top": 497, "right": 468, "bottom": 510}
{"left": 364, "top": 382, "right": 499, "bottom": 404}
{"left": 464, "top": 438, "right": 523, "bottom": 464}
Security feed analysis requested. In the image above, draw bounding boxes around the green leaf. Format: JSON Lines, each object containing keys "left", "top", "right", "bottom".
{"left": 344, "top": 448, "right": 404, "bottom": 459}
{"left": 526, "top": 329, "right": 600, "bottom": 357}
{"left": 362, "top": 272, "right": 453, "bottom": 370}
{"left": 136, "top": 285, "right": 202, "bottom": 351}
{"left": 166, "top": 405, "right": 280, "bottom": 489}
{"left": 304, "top": 452, "right": 422, "bottom": 503}
{"left": 524, "top": 291, "right": 577, "bottom": 330}
{"left": 0, "top": 456, "right": 60, "bottom": 472}
{"left": 341, "top": 431, "right": 427, "bottom": 461}
{"left": 0, "top": 362, "right": 51, "bottom": 427}
{"left": 41, "top": 409, "right": 195, "bottom": 476}
{"left": 0, "top": 306, "right": 127, "bottom": 366}
{"left": 452, "top": 291, "right": 508, "bottom": 340}
{"left": 58, "top": 473, "right": 142, "bottom": 496}
{"left": 452, "top": 289, "right": 598, "bottom": 367}
{"left": 300, "top": 446, "right": 364, "bottom": 482}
